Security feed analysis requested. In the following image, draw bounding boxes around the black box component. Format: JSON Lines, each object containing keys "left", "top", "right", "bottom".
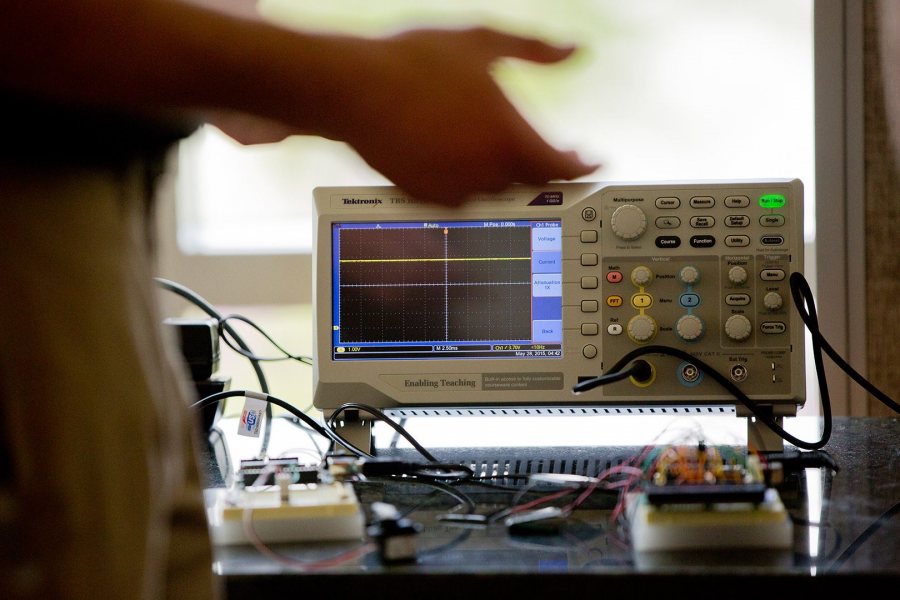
{"left": 239, "top": 458, "right": 321, "bottom": 486}
{"left": 165, "top": 317, "right": 220, "bottom": 380}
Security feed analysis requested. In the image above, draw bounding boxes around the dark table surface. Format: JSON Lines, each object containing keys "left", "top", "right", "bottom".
{"left": 210, "top": 416, "right": 899, "bottom": 599}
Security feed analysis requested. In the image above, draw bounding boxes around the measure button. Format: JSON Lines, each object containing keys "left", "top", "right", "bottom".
{"left": 760, "top": 214, "right": 785, "bottom": 227}
{"left": 606, "top": 295, "right": 624, "bottom": 307}
{"left": 690, "top": 196, "right": 715, "bottom": 208}
{"left": 760, "top": 321, "right": 787, "bottom": 334}
{"left": 606, "top": 271, "right": 623, "bottom": 283}
{"left": 655, "top": 236, "right": 681, "bottom": 248}
{"left": 725, "top": 293, "right": 751, "bottom": 306}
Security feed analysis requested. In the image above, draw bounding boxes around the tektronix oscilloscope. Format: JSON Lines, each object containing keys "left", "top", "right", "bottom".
{"left": 312, "top": 180, "right": 805, "bottom": 448}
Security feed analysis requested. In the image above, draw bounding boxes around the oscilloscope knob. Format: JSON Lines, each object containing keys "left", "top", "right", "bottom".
{"left": 679, "top": 265, "right": 701, "bottom": 285}
{"left": 725, "top": 314, "right": 753, "bottom": 341}
{"left": 763, "top": 291, "right": 784, "bottom": 311}
{"left": 627, "top": 314, "right": 657, "bottom": 343}
{"left": 675, "top": 314, "right": 704, "bottom": 341}
{"left": 728, "top": 266, "right": 748, "bottom": 285}
{"left": 631, "top": 266, "right": 654, "bottom": 287}
{"left": 610, "top": 204, "right": 647, "bottom": 241}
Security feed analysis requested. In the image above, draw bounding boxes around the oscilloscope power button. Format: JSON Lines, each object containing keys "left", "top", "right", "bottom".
{"left": 610, "top": 204, "right": 647, "bottom": 241}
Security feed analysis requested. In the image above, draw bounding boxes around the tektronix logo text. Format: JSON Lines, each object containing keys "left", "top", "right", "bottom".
{"left": 342, "top": 197, "right": 383, "bottom": 205}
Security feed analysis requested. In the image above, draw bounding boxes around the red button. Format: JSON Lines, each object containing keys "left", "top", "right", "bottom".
{"left": 607, "top": 271, "right": 623, "bottom": 283}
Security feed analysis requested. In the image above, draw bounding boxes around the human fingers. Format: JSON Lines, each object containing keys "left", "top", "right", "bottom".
{"left": 461, "top": 26, "right": 579, "bottom": 65}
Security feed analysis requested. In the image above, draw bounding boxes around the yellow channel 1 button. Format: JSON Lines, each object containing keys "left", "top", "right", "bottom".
{"left": 607, "top": 295, "right": 623, "bottom": 307}
{"left": 631, "top": 293, "right": 652, "bottom": 308}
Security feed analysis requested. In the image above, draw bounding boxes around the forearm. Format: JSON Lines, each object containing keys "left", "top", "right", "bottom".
{"left": 0, "top": 0, "right": 359, "bottom": 136}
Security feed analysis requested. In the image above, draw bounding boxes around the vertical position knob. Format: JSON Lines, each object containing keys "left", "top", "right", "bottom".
{"left": 627, "top": 314, "right": 658, "bottom": 343}
{"left": 611, "top": 204, "right": 648, "bottom": 241}
{"left": 728, "top": 266, "right": 748, "bottom": 285}
{"left": 763, "top": 291, "right": 783, "bottom": 310}
{"left": 679, "top": 265, "right": 700, "bottom": 285}
{"left": 675, "top": 314, "right": 705, "bottom": 341}
{"left": 631, "top": 265, "right": 654, "bottom": 287}
{"left": 725, "top": 314, "right": 753, "bottom": 341}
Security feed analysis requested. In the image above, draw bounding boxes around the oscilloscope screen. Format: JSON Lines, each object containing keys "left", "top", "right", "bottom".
{"left": 331, "top": 219, "right": 563, "bottom": 360}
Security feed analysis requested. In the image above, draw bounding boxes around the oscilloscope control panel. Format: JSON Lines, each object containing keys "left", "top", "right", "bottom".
{"left": 312, "top": 180, "right": 805, "bottom": 416}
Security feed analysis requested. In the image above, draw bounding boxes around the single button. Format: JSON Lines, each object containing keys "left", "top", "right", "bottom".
{"left": 581, "top": 299, "right": 599, "bottom": 313}
{"left": 725, "top": 235, "right": 750, "bottom": 247}
{"left": 581, "top": 253, "right": 599, "bottom": 266}
{"left": 655, "top": 235, "right": 681, "bottom": 248}
{"left": 631, "top": 293, "right": 653, "bottom": 309}
{"left": 581, "top": 323, "right": 599, "bottom": 336}
{"left": 690, "top": 216, "right": 715, "bottom": 228}
{"left": 631, "top": 266, "right": 654, "bottom": 286}
{"left": 728, "top": 266, "right": 748, "bottom": 285}
{"left": 581, "top": 276, "right": 599, "bottom": 289}
{"left": 689, "top": 235, "right": 716, "bottom": 248}
{"left": 725, "top": 215, "right": 750, "bottom": 227}
{"left": 761, "top": 235, "right": 785, "bottom": 245}
{"left": 760, "top": 214, "right": 785, "bottom": 227}
{"left": 583, "top": 344, "right": 598, "bottom": 359}
{"left": 607, "top": 323, "right": 623, "bottom": 335}
{"left": 679, "top": 293, "right": 700, "bottom": 308}
{"left": 606, "top": 295, "right": 623, "bottom": 307}
{"left": 725, "top": 293, "right": 751, "bottom": 306}
{"left": 656, "top": 196, "right": 681, "bottom": 209}
{"left": 725, "top": 195, "right": 750, "bottom": 208}
{"left": 655, "top": 216, "right": 681, "bottom": 229}
{"left": 761, "top": 321, "right": 787, "bottom": 334}
{"left": 760, "top": 269, "right": 786, "bottom": 281}
{"left": 690, "top": 196, "right": 715, "bottom": 208}
{"left": 580, "top": 230, "right": 599, "bottom": 243}
{"left": 582, "top": 207, "right": 597, "bottom": 221}
{"left": 606, "top": 271, "right": 623, "bottom": 283}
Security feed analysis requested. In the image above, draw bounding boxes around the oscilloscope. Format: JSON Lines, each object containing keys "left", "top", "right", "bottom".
{"left": 312, "top": 180, "right": 805, "bottom": 447}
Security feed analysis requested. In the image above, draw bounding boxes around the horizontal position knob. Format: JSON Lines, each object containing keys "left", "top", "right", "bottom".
{"left": 725, "top": 314, "right": 752, "bottom": 341}
{"left": 728, "top": 266, "right": 748, "bottom": 285}
{"left": 627, "top": 314, "right": 657, "bottom": 343}
{"left": 675, "top": 314, "right": 704, "bottom": 341}
{"left": 611, "top": 204, "right": 647, "bottom": 241}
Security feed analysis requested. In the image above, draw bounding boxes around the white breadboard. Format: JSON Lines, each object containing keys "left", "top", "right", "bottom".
{"left": 204, "top": 482, "right": 365, "bottom": 546}
{"left": 626, "top": 488, "right": 793, "bottom": 552}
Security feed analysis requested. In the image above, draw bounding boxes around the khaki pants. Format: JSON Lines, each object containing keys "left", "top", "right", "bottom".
{"left": 0, "top": 159, "right": 218, "bottom": 599}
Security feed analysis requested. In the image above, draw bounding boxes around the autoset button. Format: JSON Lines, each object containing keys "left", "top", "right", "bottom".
{"left": 761, "top": 235, "right": 785, "bottom": 245}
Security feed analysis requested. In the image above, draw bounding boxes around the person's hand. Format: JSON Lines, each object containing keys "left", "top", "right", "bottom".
{"left": 332, "top": 27, "right": 599, "bottom": 205}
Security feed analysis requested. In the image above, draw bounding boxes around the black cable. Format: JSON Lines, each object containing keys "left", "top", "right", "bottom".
{"left": 789, "top": 272, "right": 900, "bottom": 413}
{"left": 328, "top": 403, "right": 440, "bottom": 463}
{"left": 826, "top": 500, "right": 900, "bottom": 572}
{"left": 155, "top": 277, "right": 274, "bottom": 457}
{"left": 217, "top": 313, "right": 313, "bottom": 365}
{"left": 573, "top": 359, "right": 652, "bottom": 393}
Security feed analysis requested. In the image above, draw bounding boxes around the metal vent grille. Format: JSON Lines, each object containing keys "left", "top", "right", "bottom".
{"left": 384, "top": 405, "right": 736, "bottom": 418}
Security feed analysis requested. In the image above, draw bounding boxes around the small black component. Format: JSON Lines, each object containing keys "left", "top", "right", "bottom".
{"left": 367, "top": 502, "right": 423, "bottom": 564}
{"left": 165, "top": 317, "right": 220, "bottom": 380}
{"left": 645, "top": 483, "right": 767, "bottom": 506}
{"left": 239, "top": 458, "right": 320, "bottom": 486}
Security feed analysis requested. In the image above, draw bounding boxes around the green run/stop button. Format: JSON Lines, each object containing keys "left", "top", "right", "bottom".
{"left": 759, "top": 193, "right": 786, "bottom": 209}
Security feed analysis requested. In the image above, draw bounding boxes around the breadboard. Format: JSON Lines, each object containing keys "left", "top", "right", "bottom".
{"left": 205, "top": 482, "right": 365, "bottom": 545}
{"left": 626, "top": 488, "right": 792, "bottom": 552}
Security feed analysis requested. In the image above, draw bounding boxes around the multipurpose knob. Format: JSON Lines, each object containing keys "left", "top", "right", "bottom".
{"left": 610, "top": 204, "right": 647, "bottom": 241}
{"left": 675, "top": 314, "right": 705, "bottom": 341}
{"left": 627, "top": 314, "right": 657, "bottom": 343}
{"left": 725, "top": 314, "right": 752, "bottom": 341}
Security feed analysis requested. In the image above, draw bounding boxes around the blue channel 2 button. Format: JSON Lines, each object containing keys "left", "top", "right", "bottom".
{"left": 679, "top": 293, "right": 700, "bottom": 308}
